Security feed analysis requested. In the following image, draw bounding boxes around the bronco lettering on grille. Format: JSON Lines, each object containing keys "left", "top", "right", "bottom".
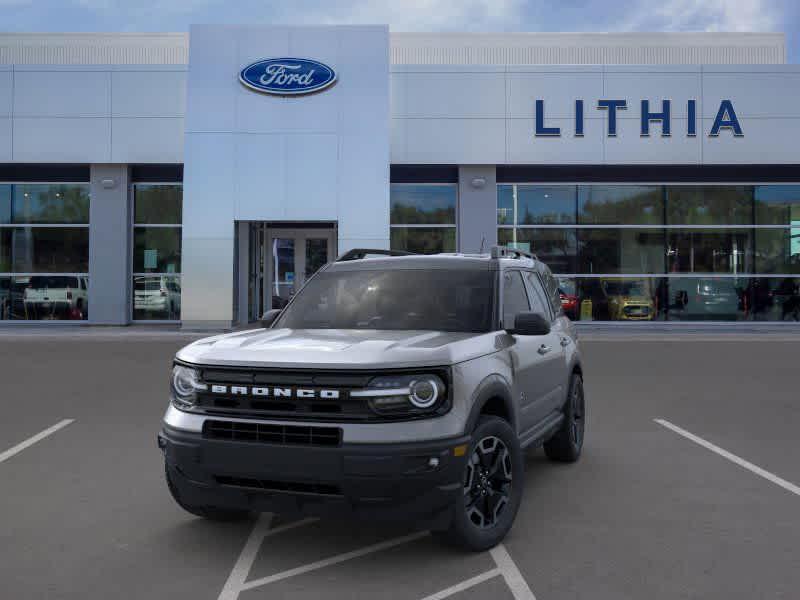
{"left": 209, "top": 385, "right": 340, "bottom": 399}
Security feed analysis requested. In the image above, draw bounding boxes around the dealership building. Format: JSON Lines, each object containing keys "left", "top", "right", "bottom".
{"left": 0, "top": 27, "right": 799, "bottom": 327}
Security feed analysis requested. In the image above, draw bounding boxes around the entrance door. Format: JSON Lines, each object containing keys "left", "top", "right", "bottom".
{"left": 264, "top": 228, "right": 336, "bottom": 313}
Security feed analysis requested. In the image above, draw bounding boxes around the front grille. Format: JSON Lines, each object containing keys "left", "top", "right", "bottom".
{"left": 203, "top": 420, "right": 342, "bottom": 447}
{"left": 195, "top": 368, "right": 375, "bottom": 421}
{"left": 215, "top": 475, "right": 341, "bottom": 496}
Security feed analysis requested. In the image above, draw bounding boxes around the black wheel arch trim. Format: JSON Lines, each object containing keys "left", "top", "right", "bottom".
{"left": 465, "top": 374, "right": 516, "bottom": 434}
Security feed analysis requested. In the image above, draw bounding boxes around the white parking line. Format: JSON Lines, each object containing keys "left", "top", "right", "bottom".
{"left": 419, "top": 568, "right": 501, "bottom": 600}
{"left": 239, "top": 530, "right": 429, "bottom": 591}
{"left": 491, "top": 543, "right": 538, "bottom": 600}
{"left": 0, "top": 419, "right": 75, "bottom": 464}
{"left": 217, "top": 515, "right": 317, "bottom": 600}
{"left": 655, "top": 418, "right": 800, "bottom": 497}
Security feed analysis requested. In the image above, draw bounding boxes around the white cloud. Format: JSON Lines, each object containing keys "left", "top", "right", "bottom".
{"left": 284, "top": 0, "right": 524, "bottom": 31}
{"left": 622, "top": 0, "right": 780, "bottom": 32}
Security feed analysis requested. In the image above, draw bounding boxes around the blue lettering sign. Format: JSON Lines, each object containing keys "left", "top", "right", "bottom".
{"left": 709, "top": 99, "right": 743, "bottom": 137}
{"left": 535, "top": 100, "right": 560, "bottom": 136}
{"left": 641, "top": 99, "right": 671, "bottom": 137}
{"left": 687, "top": 100, "right": 697, "bottom": 136}
{"left": 597, "top": 100, "right": 627, "bottom": 136}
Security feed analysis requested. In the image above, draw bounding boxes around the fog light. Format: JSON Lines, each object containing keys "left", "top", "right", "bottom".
{"left": 428, "top": 457, "right": 440, "bottom": 468}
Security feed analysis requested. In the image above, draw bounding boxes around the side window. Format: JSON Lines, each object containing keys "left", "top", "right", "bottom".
{"left": 540, "top": 269, "right": 563, "bottom": 317}
{"left": 502, "top": 271, "right": 530, "bottom": 329}
{"left": 523, "top": 271, "right": 552, "bottom": 320}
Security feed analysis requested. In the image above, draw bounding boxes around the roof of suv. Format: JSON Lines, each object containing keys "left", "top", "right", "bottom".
{"left": 328, "top": 251, "right": 541, "bottom": 272}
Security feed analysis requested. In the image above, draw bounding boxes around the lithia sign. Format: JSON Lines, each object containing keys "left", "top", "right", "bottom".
{"left": 535, "top": 99, "right": 743, "bottom": 138}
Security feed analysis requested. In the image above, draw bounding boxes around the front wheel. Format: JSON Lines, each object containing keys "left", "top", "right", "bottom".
{"left": 436, "top": 416, "right": 524, "bottom": 552}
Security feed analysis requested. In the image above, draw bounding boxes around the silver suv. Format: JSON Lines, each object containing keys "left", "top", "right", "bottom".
{"left": 159, "top": 247, "right": 585, "bottom": 551}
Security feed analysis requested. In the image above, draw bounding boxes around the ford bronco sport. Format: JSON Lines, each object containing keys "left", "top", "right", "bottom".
{"left": 159, "top": 247, "right": 585, "bottom": 551}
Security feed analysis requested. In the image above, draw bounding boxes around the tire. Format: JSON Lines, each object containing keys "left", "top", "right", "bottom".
{"left": 543, "top": 373, "right": 585, "bottom": 463}
{"left": 165, "top": 463, "right": 252, "bottom": 522}
{"left": 436, "top": 416, "right": 524, "bottom": 552}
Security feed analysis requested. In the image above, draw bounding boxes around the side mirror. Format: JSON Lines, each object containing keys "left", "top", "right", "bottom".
{"left": 260, "top": 309, "right": 282, "bottom": 328}
{"left": 508, "top": 311, "right": 551, "bottom": 336}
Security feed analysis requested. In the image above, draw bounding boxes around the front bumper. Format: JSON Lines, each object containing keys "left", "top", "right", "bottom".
{"left": 160, "top": 424, "right": 470, "bottom": 524}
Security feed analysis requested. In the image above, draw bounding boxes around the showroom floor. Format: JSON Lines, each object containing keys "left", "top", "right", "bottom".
{"left": 1, "top": 332, "right": 798, "bottom": 600}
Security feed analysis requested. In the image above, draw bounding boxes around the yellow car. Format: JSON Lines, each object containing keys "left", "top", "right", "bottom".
{"left": 600, "top": 279, "right": 655, "bottom": 321}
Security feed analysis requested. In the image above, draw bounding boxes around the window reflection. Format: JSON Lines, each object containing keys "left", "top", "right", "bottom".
{"left": 578, "top": 229, "right": 664, "bottom": 274}
{"left": 391, "top": 184, "right": 457, "bottom": 255}
{"left": 0, "top": 275, "right": 89, "bottom": 321}
{"left": 578, "top": 185, "right": 662, "bottom": 225}
{"left": 132, "top": 183, "right": 183, "bottom": 321}
{"left": 666, "top": 229, "right": 752, "bottom": 274}
{"left": 498, "top": 228, "right": 576, "bottom": 273}
{"left": 666, "top": 186, "right": 752, "bottom": 225}
{"left": 133, "top": 275, "right": 180, "bottom": 320}
{"left": 391, "top": 227, "right": 456, "bottom": 254}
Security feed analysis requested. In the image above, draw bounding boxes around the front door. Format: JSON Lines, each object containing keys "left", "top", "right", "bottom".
{"left": 265, "top": 228, "right": 336, "bottom": 313}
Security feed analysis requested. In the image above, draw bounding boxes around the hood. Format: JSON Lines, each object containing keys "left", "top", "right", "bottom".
{"left": 176, "top": 328, "right": 500, "bottom": 369}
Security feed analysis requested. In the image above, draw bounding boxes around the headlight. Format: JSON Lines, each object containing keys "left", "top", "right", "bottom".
{"left": 352, "top": 373, "right": 447, "bottom": 417}
{"left": 170, "top": 365, "right": 207, "bottom": 410}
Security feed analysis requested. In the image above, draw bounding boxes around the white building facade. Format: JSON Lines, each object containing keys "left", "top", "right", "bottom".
{"left": 0, "top": 28, "right": 798, "bottom": 326}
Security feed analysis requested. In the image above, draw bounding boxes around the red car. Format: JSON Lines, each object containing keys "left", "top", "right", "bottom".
{"left": 558, "top": 278, "right": 578, "bottom": 320}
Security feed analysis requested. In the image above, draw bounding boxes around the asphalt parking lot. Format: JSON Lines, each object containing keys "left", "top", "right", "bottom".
{"left": 1, "top": 330, "right": 799, "bottom": 600}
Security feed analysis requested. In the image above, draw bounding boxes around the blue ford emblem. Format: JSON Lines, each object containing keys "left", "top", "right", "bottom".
{"left": 239, "top": 58, "right": 337, "bottom": 96}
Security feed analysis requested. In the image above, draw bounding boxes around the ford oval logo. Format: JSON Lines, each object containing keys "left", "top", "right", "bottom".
{"left": 239, "top": 58, "right": 337, "bottom": 96}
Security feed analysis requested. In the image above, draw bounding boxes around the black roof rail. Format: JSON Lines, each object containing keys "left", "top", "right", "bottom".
{"left": 489, "top": 245, "right": 539, "bottom": 261}
{"left": 337, "top": 248, "right": 416, "bottom": 262}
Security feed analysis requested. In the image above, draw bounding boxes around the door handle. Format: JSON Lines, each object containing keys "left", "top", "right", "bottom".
{"left": 537, "top": 344, "right": 551, "bottom": 355}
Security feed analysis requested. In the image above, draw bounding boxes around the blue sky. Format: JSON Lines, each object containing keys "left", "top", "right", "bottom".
{"left": 1, "top": 0, "right": 798, "bottom": 62}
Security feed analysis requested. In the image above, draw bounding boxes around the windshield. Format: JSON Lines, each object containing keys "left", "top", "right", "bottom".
{"left": 29, "top": 276, "right": 79, "bottom": 289}
{"left": 604, "top": 281, "right": 647, "bottom": 296}
{"left": 275, "top": 268, "right": 496, "bottom": 332}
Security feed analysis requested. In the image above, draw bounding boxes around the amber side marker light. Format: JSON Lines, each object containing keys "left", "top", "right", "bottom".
{"left": 453, "top": 444, "right": 468, "bottom": 457}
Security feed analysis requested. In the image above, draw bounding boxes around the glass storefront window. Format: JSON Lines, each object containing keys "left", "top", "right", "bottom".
{"left": 578, "top": 185, "right": 663, "bottom": 225}
{"left": 497, "top": 185, "right": 575, "bottom": 225}
{"left": 666, "top": 229, "right": 753, "bottom": 274}
{"left": 390, "top": 184, "right": 456, "bottom": 225}
{"left": 578, "top": 229, "right": 665, "bottom": 274}
{"left": 752, "top": 277, "right": 800, "bottom": 321}
{"left": 498, "top": 228, "right": 577, "bottom": 274}
{"left": 391, "top": 227, "right": 456, "bottom": 254}
{"left": 0, "top": 183, "right": 89, "bottom": 321}
{"left": 666, "top": 277, "right": 748, "bottom": 321}
{"left": 391, "top": 184, "right": 456, "bottom": 254}
{"left": 755, "top": 229, "right": 800, "bottom": 274}
{"left": 666, "top": 186, "right": 752, "bottom": 225}
{"left": 572, "top": 277, "right": 667, "bottom": 321}
{"left": 132, "top": 184, "right": 182, "bottom": 320}
{"left": 1, "top": 228, "right": 89, "bottom": 273}
{"left": 133, "top": 228, "right": 181, "bottom": 273}
{"left": 133, "top": 185, "right": 182, "bottom": 225}
{"left": 133, "top": 275, "right": 181, "bottom": 320}
{"left": 754, "top": 185, "right": 800, "bottom": 225}
{"left": 1, "top": 184, "right": 90, "bottom": 224}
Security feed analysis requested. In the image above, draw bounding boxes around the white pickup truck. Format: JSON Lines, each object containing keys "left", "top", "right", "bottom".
{"left": 23, "top": 275, "right": 88, "bottom": 320}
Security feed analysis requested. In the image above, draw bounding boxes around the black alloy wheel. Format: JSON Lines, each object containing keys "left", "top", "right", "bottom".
{"left": 464, "top": 435, "right": 513, "bottom": 529}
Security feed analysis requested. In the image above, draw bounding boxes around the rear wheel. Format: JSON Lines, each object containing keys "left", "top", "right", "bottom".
{"left": 165, "top": 463, "right": 252, "bottom": 521}
{"left": 437, "top": 416, "right": 523, "bottom": 552}
{"left": 543, "top": 373, "right": 585, "bottom": 462}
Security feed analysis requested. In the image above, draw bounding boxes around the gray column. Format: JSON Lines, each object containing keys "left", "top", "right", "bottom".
{"left": 236, "top": 221, "right": 249, "bottom": 325}
{"left": 88, "top": 164, "right": 130, "bottom": 325}
{"left": 457, "top": 166, "right": 497, "bottom": 253}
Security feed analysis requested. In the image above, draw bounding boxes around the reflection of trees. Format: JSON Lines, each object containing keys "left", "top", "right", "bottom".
{"left": 666, "top": 186, "right": 752, "bottom": 225}
{"left": 134, "top": 186, "right": 183, "bottom": 224}
{"left": 390, "top": 204, "right": 454, "bottom": 225}
{"left": 135, "top": 228, "right": 181, "bottom": 272}
{"left": 579, "top": 187, "right": 662, "bottom": 224}
{"left": 391, "top": 228, "right": 455, "bottom": 254}
{"left": 13, "top": 185, "right": 90, "bottom": 224}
